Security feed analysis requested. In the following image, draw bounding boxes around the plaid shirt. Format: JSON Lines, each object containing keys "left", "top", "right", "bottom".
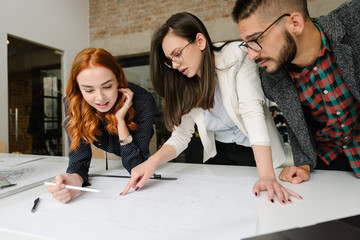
{"left": 288, "top": 25, "right": 360, "bottom": 178}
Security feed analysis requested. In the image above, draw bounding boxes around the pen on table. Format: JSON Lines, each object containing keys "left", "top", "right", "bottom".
{"left": 44, "top": 182, "right": 102, "bottom": 193}
{"left": 31, "top": 197, "right": 40, "bottom": 213}
{"left": 89, "top": 173, "right": 178, "bottom": 180}
{"left": 0, "top": 183, "right": 17, "bottom": 189}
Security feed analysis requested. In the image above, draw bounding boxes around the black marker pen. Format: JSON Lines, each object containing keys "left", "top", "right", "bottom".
{"left": 31, "top": 197, "right": 40, "bottom": 213}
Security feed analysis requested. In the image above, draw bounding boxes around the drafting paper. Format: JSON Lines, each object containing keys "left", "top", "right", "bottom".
{"left": 0, "top": 172, "right": 258, "bottom": 240}
{"left": 0, "top": 156, "right": 43, "bottom": 167}
{"left": 0, "top": 161, "right": 67, "bottom": 199}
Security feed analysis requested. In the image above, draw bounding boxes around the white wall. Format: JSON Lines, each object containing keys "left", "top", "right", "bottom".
{"left": 0, "top": 0, "right": 89, "bottom": 153}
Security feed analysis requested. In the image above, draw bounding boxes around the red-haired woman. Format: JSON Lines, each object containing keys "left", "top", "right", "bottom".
{"left": 47, "top": 48, "right": 155, "bottom": 203}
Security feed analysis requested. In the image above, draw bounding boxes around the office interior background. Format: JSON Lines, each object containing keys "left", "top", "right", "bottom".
{"left": 0, "top": 0, "right": 350, "bottom": 161}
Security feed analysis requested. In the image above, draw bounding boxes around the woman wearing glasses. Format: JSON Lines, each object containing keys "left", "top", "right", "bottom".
{"left": 122, "top": 12, "right": 301, "bottom": 203}
{"left": 47, "top": 48, "right": 155, "bottom": 203}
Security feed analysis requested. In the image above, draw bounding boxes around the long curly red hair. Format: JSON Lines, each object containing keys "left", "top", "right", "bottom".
{"left": 65, "top": 48, "right": 137, "bottom": 151}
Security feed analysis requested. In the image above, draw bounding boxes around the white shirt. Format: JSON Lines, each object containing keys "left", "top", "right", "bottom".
{"left": 164, "top": 41, "right": 286, "bottom": 167}
{"left": 204, "top": 83, "right": 250, "bottom": 146}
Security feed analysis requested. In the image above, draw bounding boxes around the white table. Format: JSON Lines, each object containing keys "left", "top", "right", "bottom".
{"left": 1, "top": 154, "right": 360, "bottom": 239}
{"left": 0, "top": 154, "right": 122, "bottom": 208}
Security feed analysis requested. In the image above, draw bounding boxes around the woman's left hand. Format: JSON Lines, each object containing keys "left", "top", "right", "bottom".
{"left": 253, "top": 177, "right": 302, "bottom": 204}
{"left": 115, "top": 88, "right": 134, "bottom": 120}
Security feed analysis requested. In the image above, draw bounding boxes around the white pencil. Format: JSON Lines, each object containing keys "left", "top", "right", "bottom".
{"left": 44, "top": 182, "right": 102, "bottom": 193}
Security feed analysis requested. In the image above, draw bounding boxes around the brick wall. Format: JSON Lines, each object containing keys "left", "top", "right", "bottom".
{"left": 90, "top": 0, "right": 235, "bottom": 42}
{"left": 89, "top": 0, "right": 350, "bottom": 57}
{"left": 90, "top": 0, "right": 235, "bottom": 41}
{"left": 90, "top": 0, "right": 238, "bottom": 56}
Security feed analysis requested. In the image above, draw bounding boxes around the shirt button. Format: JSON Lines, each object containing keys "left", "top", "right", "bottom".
{"left": 343, "top": 145, "right": 347, "bottom": 149}
{"left": 314, "top": 67, "right": 318, "bottom": 71}
{"left": 341, "top": 124, "right": 346, "bottom": 128}
{"left": 336, "top": 111, "right": 341, "bottom": 116}
{"left": 345, "top": 136, "right": 349, "bottom": 140}
{"left": 323, "top": 90, "right": 329, "bottom": 94}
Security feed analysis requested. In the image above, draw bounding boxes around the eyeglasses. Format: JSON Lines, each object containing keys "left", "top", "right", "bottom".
{"left": 164, "top": 40, "right": 193, "bottom": 69}
{"left": 239, "top": 13, "right": 290, "bottom": 52}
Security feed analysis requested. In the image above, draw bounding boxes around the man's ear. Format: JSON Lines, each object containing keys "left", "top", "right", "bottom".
{"left": 195, "top": 33, "right": 207, "bottom": 51}
{"left": 287, "top": 12, "right": 305, "bottom": 36}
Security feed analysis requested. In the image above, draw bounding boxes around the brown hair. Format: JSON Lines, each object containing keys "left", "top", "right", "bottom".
{"left": 150, "top": 12, "right": 225, "bottom": 131}
{"left": 232, "top": 0, "right": 310, "bottom": 23}
{"left": 65, "top": 48, "right": 137, "bottom": 150}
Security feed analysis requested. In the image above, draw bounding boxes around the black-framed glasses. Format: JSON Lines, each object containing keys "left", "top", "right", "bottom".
{"left": 164, "top": 40, "right": 193, "bottom": 69}
{"left": 239, "top": 13, "right": 290, "bottom": 52}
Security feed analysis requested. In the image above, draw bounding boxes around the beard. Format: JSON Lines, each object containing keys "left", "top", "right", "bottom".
{"left": 255, "top": 30, "right": 297, "bottom": 74}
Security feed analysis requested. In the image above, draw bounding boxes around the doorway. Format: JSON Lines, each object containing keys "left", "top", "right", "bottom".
{"left": 119, "top": 55, "right": 171, "bottom": 153}
{"left": 7, "top": 35, "right": 63, "bottom": 155}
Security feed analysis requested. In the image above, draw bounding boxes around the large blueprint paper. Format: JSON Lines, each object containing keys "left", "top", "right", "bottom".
{"left": 0, "top": 172, "right": 259, "bottom": 240}
{"left": 0, "top": 161, "right": 67, "bottom": 199}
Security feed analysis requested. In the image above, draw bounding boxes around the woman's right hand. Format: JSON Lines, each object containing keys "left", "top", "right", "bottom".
{"left": 120, "top": 158, "right": 159, "bottom": 195}
{"left": 47, "top": 173, "right": 83, "bottom": 203}
{"left": 115, "top": 88, "right": 134, "bottom": 121}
